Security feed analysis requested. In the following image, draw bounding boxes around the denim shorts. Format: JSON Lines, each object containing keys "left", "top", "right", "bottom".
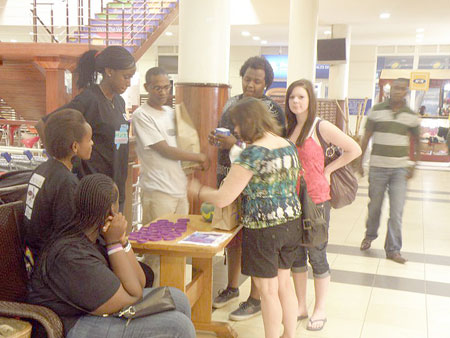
{"left": 242, "top": 219, "right": 302, "bottom": 278}
{"left": 292, "top": 201, "right": 331, "bottom": 278}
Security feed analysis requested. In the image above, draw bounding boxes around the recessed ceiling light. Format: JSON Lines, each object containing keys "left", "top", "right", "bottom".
{"left": 10, "top": 39, "right": 17, "bottom": 42}
{"left": 252, "top": 36, "right": 260, "bottom": 41}
{"left": 29, "top": 32, "right": 34, "bottom": 35}
{"left": 241, "top": 31, "right": 251, "bottom": 37}
{"left": 379, "top": 12, "right": 390, "bottom": 19}
{"left": 416, "top": 28, "right": 424, "bottom": 33}
{"left": 165, "top": 31, "right": 173, "bottom": 36}
{"left": 416, "top": 33, "right": 424, "bottom": 39}
{"left": 324, "top": 30, "right": 331, "bottom": 35}
{"left": 261, "top": 40, "right": 268, "bottom": 44}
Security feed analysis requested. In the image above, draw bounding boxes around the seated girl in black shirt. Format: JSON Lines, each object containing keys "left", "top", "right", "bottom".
{"left": 28, "top": 174, "right": 195, "bottom": 338}
{"left": 23, "top": 108, "right": 93, "bottom": 259}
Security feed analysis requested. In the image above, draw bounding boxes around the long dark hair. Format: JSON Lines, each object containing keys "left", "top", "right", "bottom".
{"left": 285, "top": 79, "right": 317, "bottom": 146}
{"left": 76, "top": 46, "right": 135, "bottom": 89}
{"left": 39, "top": 174, "right": 118, "bottom": 276}
{"left": 229, "top": 97, "right": 281, "bottom": 143}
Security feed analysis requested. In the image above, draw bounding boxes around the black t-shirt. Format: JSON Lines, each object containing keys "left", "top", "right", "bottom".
{"left": 44, "top": 85, "right": 130, "bottom": 204}
{"left": 27, "top": 234, "right": 120, "bottom": 335}
{"left": 22, "top": 158, "right": 79, "bottom": 259}
{"left": 216, "top": 94, "right": 286, "bottom": 185}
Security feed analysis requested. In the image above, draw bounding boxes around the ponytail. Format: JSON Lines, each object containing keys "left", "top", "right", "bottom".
{"left": 75, "top": 46, "right": 136, "bottom": 89}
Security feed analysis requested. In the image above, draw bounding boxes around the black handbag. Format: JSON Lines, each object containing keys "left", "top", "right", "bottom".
{"left": 316, "top": 120, "right": 358, "bottom": 209}
{"left": 298, "top": 176, "right": 328, "bottom": 248}
{"left": 115, "top": 287, "right": 176, "bottom": 320}
{"left": 44, "top": 270, "right": 176, "bottom": 322}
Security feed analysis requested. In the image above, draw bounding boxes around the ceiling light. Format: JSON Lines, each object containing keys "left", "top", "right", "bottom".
{"left": 241, "top": 31, "right": 250, "bottom": 37}
{"left": 379, "top": 12, "right": 390, "bottom": 19}
{"left": 261, "top": 40, "right": 268, "bottom": 45}
{"left": 29, "top": 32, "right": 34, "bottom": 35}
{"left": 416, "top": 33, "right": 424, "bottom": 39}
{"left": 165, "top": 31, "right": 173, "bottom": 36}
{"left": 252, "top": 36, "right": 260, "bottom": 41}
{"left": 10, "top": 39, "right": 17, "bottom": 42}
{"left": 416, "top": 28, "right": 424, "bottom": 33}
{"left": 324, "top": 30, "right": 331, "bottom": 35}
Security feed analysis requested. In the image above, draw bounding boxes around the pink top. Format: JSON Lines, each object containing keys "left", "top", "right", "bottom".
{"left": 297, "top": 137, "right": 331, "bottom": 204}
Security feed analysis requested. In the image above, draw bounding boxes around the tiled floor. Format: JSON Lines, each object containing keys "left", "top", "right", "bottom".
{"left": 195, "top": 165, "right": 450, "bottom": 338}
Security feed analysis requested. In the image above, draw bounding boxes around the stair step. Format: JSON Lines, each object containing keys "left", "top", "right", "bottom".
{"left": 68, "top": 36, "right": 144, "bottom": 46}
{"left": 90, "top": 18, "right": 159, "bottom": 25}
{"left": 80, "top": 25, "right": 155, "bottom": 33}
{"left": 74, "top": 31, "right": 149, "bottom": 39}
{"left": 105, "top": 8, "right": 170, "bottom": 14}
{"left": 95, "top": 13, "right": 165, "bottom": 20}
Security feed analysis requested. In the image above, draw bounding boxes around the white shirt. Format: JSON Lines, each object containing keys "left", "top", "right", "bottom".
{"left": 132, "top": 103, "right": 187, "bottom": 197}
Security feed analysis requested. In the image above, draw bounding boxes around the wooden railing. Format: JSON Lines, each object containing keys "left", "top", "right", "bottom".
{"left": 31, "top": 0, "right": 178, "bottom": 51}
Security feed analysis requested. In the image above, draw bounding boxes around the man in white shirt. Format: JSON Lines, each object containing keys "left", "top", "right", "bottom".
{"left": 132, "top": 67, "right": 208, "bottom": 224}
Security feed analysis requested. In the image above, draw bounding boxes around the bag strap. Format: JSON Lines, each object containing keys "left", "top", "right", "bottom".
{"left": 315, "top": 119, "right": 329, "bottom": 154}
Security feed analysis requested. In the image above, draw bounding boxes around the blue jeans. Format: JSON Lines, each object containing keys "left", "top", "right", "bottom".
{"left": 292, "top": 201, "right": 331, "bottom": 278}
{"left": 67, "top": 287, "right": 196, "bottom": 338}
{"left": 365, "top": 166, "right": 408, "bottom": 255}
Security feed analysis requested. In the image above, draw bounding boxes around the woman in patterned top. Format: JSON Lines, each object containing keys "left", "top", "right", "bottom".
{"left": 189, "top": 97, "right": 301, "bottom": 338}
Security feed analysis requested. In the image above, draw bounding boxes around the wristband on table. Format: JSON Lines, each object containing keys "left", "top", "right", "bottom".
{"left": 107, "top": 244, "right": 123, "bottom": 256}
{"left": 124, "top": 240, "right": 132, "bottom": 253}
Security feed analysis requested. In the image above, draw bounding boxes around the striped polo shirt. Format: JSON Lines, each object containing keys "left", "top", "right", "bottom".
{"left": 365, "top": 100, "right": 420, "bottom": 168}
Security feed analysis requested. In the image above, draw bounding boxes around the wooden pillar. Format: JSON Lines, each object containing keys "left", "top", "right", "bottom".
{"left": 33, "top": 56, "right": 77, "bottom": 114}
{"left": 175, "top": 83, "right": 230, "bottom": 214}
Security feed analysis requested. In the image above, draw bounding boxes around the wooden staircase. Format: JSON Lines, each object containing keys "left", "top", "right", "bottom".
{"left": 0, "top": 0, "right": 179, "bottom": 121}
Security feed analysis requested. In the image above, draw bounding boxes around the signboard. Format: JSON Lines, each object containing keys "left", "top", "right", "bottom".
{"left": 348, "top": 99, "right": 372, "bottom": 116}
{"left": 263, "top": 54, "right": 330, "bottom": 79}
{"left": 418, "top": 55, "right": 450, "bottom": 69}
{"left": 410, "top": 72, "right": 430, "bottom": 91}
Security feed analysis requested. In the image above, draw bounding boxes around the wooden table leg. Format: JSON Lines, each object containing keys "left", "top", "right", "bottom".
{"left": 191, "top": 257, "right": 237, "bottom": 338}
{"left": 160, "top": 255, "right": 186, "bottom": 292}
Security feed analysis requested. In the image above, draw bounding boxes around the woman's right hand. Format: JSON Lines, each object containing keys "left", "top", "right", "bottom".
{"left": 102, "top": 212, "right": 127, "bottom": 244}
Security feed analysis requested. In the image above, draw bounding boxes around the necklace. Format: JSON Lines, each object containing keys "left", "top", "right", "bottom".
{"left": 98, "top": 84, "right": 115, "bottom": 109}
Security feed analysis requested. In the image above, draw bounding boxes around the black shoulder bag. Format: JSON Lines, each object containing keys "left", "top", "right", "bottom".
{"left": 315, "top": 120, "right": 358, "bottom": 209}
{"left": 43, "top": 271, "right": 176, "bottom": 324}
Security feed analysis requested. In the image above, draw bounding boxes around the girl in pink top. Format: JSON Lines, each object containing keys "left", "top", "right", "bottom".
{"left": 286, "top": 79, "right": 361, "bottom": 331}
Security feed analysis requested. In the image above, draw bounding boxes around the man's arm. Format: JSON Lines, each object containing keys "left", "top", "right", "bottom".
{"left": 151, "top": 141, "right": 208, "bottom": 169}
{"left": 357, "top": 129, "right": 373, "bottom": 176}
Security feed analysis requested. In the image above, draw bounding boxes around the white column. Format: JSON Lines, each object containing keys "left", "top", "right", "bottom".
{"left": 178, "top": 0, "right": 230, "bottom": 84}
{"left": 287, "top": 0, "right": 319, "bottom": 86}
{"left": 328, "top": 24, "right": 351, "bottom": 99}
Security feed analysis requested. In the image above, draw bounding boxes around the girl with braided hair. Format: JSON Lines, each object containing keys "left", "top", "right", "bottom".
{"left": 28, "top": 174, "right": 196, "bottom": 338}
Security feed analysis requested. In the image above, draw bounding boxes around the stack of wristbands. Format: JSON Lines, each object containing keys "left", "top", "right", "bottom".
{"left": 128, "top": 218, "right": 189, "bottom": 243}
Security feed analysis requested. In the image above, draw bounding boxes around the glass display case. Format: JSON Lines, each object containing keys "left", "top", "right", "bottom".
{"left": 419, "top": 116, "right": 450, "bottom": 162}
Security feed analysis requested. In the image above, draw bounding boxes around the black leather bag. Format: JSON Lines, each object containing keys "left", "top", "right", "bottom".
{"left": 116, "top": 287, "right": 176, "bottom": 319}
{"left": 298, "top": 176, "right": 328, "bottom": 248}
{"left": 45, "top": 270, "right": 176, "bottom": 322}
{"left": 316, "top": 121, "right": 358, "bottom": 209}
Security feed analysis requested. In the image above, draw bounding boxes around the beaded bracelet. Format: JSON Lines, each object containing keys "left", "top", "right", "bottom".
{"left": 107, "top": 244, "right": 123, "bottom": 256}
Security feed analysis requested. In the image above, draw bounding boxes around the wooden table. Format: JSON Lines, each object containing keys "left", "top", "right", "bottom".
{"left": 131, "top": 214, "right": 242, "bottom": 338}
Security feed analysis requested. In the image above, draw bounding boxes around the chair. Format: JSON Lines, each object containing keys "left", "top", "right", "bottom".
{"left": 0, "top": 200, "right": 64, "bottom": 338}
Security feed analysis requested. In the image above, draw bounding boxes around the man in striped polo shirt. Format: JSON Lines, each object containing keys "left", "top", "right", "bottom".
{"left": 358, "top": 78, "right": 420, "bottom": 264}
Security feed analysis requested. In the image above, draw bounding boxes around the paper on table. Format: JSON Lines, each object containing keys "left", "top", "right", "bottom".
{"left": 178, "top": 231, "right": 232, "bottom": 247}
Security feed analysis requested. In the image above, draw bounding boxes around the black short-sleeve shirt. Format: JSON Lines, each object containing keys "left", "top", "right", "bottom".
{"left": 22, "top": 158, "right": 79, "bottom": 258}
{"left": 27, "top": 234, "right": 121, "bottom": 334}
{"left": 44, "top": 85, "right": 129, "bottom": 204}
{"left": 216, "top": 94, "right": 286, "bottom": 186}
